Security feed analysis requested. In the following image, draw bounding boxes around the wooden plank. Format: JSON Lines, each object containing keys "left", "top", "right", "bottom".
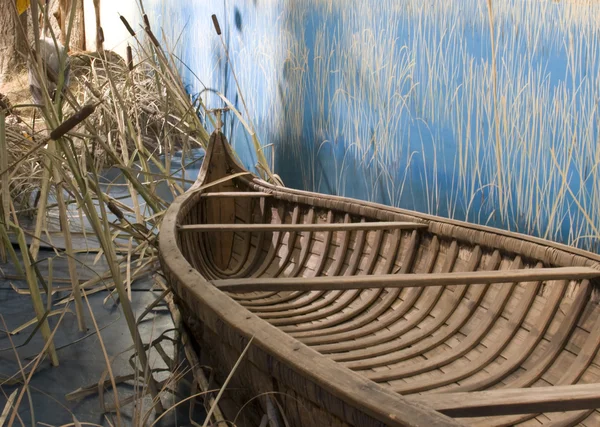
{"left": 213, "top": 267, "right": 600, "bottom": 292}
{"left": 178, "top": 221, "right": 428, "bottom": 233}
{"left": 200, "top": 192, "right": 273, "bottom": 198}
{"left": 409, "top": 383, "right": 600, "bottom": 417}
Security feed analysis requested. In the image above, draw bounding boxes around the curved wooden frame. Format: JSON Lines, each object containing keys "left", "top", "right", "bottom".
{"left": 159, "top": 131, "right": 600, "bottom": 427}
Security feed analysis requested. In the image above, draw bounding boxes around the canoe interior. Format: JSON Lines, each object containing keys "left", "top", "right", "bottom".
{"left": 166, "top": 133, "right": 600, "bottom": 427}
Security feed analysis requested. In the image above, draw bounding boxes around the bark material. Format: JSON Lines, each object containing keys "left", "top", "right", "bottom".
{"left": 57, "top": 0, "right": 85, "bottom": 51}
{"left": 93, "top": 0, "right": 103, "bottom": 51}
{"left": 0, "top": 1, "right": 29, "bottom": 84}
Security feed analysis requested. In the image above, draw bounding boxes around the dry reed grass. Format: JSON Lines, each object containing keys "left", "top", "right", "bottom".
{"left": 0, "top": 1, "right": 276, "bottom": 425}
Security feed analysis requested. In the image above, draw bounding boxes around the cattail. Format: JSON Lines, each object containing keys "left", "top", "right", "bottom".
{"left": 120, "top": 15, "right": 135, "bottom": 37}
{"left": 107, "top": 200, "right": 125, "bottom": 220}
{"left": 211, "top": 15, "right": 221, "bottom": 35}
{"left": 126, "top": 45, "right": 133, "bottom": 71}
{"left": 50, "top": 104, "right": 96, "bottom": 140}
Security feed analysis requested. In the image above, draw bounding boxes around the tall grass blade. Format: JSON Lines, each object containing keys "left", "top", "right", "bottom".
{"left": 0, "top": 389, "right": 18, "bottom": 427}
{"left": 15, "top": 227, "right": 59, "bottom": 366}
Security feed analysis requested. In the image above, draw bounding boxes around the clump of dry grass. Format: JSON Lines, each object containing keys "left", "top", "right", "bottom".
{"left": 0, "top": 118, "right": 45, "bottom": 214}
{"left": 0, "top": 1, "right": 277, "bottom": 425}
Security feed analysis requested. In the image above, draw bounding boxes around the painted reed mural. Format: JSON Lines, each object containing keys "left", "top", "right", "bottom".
{"left": 147, "top": 0, "right": 600, "bottom": 251}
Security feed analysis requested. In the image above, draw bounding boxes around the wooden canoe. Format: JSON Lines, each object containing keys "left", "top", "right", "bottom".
{"left": 159, "top": 131, "right": 600, "bottom": 427}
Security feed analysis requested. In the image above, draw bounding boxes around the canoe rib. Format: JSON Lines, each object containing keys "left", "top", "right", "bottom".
{"left": 409, "top": 383, "right": 600, "bottom": 417}
{"left": 213, "top": 266, "right": 600, "bottom": 292}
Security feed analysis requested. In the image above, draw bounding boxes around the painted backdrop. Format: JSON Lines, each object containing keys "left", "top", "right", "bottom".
{"left": 133, "top": 0, "right": 600, "bottom": 251}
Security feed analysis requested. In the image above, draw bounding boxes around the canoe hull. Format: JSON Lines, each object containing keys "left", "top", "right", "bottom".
{"left": 160, "top": 132, "right": 600, "bottom": 427}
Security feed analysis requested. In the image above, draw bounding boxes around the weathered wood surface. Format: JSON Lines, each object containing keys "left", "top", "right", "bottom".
{"left": 177, "top": 221, "right": 428, "bottom": 233}
{"left": 410, "top": 383, "right": 600, "bottom": 417}
{"left": 213, "top": 266, "right": 600, "bottom": 292}
{"left": 199, "top": 191, "right": 273, "bottom": 198}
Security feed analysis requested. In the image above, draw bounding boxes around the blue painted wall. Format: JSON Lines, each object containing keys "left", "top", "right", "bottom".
{"left": 148, "top": 0, "right": 600, "bottom": 251}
